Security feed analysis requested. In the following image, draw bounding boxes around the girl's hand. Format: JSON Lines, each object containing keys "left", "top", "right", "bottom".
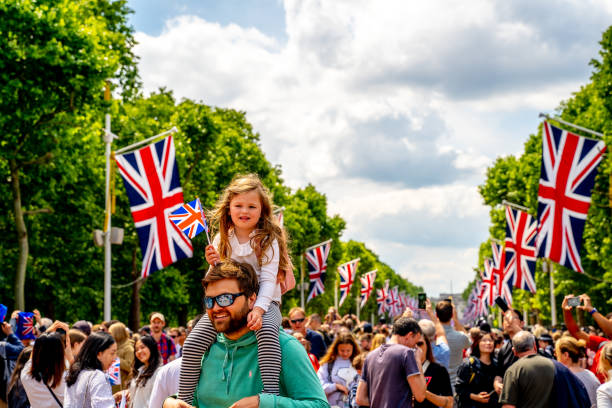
{"left": 205, "top": 245, "right": 220, "bottom": 266}
{"left": 336, "top": 384, "right": 349, "bottom": 394}
{"left": 247, "top": 307, "right": 264, "bottom": 331}
{"left": 471, "top": 392, "right": 490, "bottom": 403}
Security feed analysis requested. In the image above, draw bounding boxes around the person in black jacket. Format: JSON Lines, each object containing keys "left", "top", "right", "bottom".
{"left": 455, "top": 332, "right": 499, "bottom": 407}
{"left": 414, "top": 334, "right": 453, "bottom": 408}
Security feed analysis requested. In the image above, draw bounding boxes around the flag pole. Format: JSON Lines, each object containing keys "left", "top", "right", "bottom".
{"left": 300, "top": 254, "right": 305, "bottom": 310}
{"left": 103, "top": 82, "right": 116, "bottom": 322}
{"left": 501, "top": 200, "right": 531, "bottom": 213}
{"left": 334, "top": 279, "right": 338, "bottom": 310}
{"left": 539, "top": 113, "right": 604, "bottom": 139}
{"left": 115, "top": 127, "right": 178, "bottom": 155}
{"left": 543, "top": 260, "right": 557, "bottom": 327}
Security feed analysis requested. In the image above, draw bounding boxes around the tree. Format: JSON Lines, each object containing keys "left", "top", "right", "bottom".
{"left": 0, "top": 0, "right": 138, "bottom": 309}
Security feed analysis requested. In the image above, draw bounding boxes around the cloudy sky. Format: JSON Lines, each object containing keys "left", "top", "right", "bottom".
{"left": 127, "top": 0, "right": 612, "bottom": 296}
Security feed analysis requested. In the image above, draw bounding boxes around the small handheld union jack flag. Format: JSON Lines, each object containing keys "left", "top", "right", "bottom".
{"left": 0, "top": 304, "right": 6, "bottom": 322}
{"left": 106, "top": 357, "right": 121, "bottom": 386}
{"left": 16, "top": 312, "right": 35, "bottom": 340}
{"left": 169, "top": 197, "right": 211, "bottom": 244}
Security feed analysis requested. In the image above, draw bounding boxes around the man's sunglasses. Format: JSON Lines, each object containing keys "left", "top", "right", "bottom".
{"left": 290, "top": 318, "right": 305, "bottom": 324}
{"left": 204, "top": 292, "right": 245, "bottom": 309}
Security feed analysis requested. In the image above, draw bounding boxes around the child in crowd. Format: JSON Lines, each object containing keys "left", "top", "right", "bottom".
{"left": 178, "top": 174, "right": 293, "bottom": 402}
{"left": 318, "top": 332, "right": 361, "bottom": 408}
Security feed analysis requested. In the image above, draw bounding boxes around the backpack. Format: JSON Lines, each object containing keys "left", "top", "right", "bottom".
{"left": 0, "top": 342, "right": 17, "bottom": 402}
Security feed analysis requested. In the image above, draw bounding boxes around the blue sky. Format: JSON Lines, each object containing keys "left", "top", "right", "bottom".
{"left": 126, "top": 0, "right": 612, "bottom": 297}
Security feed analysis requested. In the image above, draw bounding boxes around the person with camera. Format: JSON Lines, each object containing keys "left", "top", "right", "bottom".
{"left": 455, "top": 332, "right": 498, "bottom": 408}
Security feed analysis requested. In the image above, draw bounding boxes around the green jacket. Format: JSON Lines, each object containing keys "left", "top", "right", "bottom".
{"left": 193, "top": 330, "right": 330, "bottom": 408}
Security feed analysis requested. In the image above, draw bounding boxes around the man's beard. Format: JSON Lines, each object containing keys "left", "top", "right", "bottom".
{"left": 210, "top": 303, "right": 249, "bottom": 335}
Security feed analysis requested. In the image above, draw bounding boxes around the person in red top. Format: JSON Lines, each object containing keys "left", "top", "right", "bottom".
{"left": 149, "top": 312, "right": 176, "bottom": 365}
{"left": 293, "top": 331, "right": 320, "bottom": 372}
{"left": 562, "top": 294, "right": 610, "bottom": 383}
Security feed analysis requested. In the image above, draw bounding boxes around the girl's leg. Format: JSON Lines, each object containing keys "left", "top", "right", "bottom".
{"left": 255, "top": 303, "right": 282, "bottom": 395}
{"left": 178, "top": 313, "right": 217, "bottom": 403}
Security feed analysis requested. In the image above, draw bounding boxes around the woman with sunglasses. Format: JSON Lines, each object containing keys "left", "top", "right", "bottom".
{"left": 455, "top": 332, "right": 499, "bottom": 407}
{"left": 413, "top": 335, "right": 453, "bottom": 408}
{"left": 128, "top": 335, "right": 161, "bottom": 408}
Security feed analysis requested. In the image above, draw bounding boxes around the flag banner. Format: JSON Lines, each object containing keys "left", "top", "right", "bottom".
{"left": 169, "top": 197, "right": 209, "bottom": 240}
{"left": 536, "top": 122, "right": 606, "bottom": 273}
{"left": 0, "top": 304, "right": 6, "bottom": 322}
{"left": 504, "top": 206, "right": 537, "bottom": 293}
{"left": 376, "top": 283, "right": 388, "bottom": 316}
{"left": 106, "top": 357, "right": 121, "bottom": 386}
{"left": 481, "top": 260, "right": 497, "bottom": 307}
{"left": 388, "top": 287, "right": 402, "bottom": 317}
{"left": 274, "top": 208, "right": 284, "bottom": 228}
{"left": 16, "top": 312, "right": 35, "bottom": 340}
{"left": 491, "top": 242, "right": 513, "bottom": 305}
{"left": 305, "top": 240, "right": 332, "bottom": 302}
{"left": 115, "top": 135, "right": 193, "bottom": 278}
{"left": 359, "top": 270, "right": 377, "bottom": 307}
{"left": 337, "top": 258, "right": 359, "bottom": 307}
{"left": 476, "top": 281, "right": 488, "bottom": 318}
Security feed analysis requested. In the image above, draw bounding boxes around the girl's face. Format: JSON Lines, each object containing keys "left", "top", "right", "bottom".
{"left": 479, "top": 335, "right": 494, "bottom": 355}
{"left": 229, "top": 190, "right": 262, "bottom": 232}
{"left": 135, "top": 340, "right": 151, "bottom": 365}
{"left": 97, "top": 342, "right": 117, "bottom": 371}
{"left": 416, "top": 339, "right": 427, "bottom": 364}
{"left": 337, "top": 343, "right": 354, "bottom": 360}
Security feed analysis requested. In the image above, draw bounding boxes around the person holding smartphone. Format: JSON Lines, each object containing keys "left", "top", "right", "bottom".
{"left": 455, "top": 332, "right": 499, "bottom": 407}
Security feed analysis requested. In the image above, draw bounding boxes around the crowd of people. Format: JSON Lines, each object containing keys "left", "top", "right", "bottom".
{"left": 2, "top": 174, "right": 612, "bottom": 408}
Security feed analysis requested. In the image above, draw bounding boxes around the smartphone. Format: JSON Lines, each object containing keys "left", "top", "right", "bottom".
{"left": 495, "top": 296, "right": 509, "bottom": 312}
{"left": 567, "top": 296, "right": 581, "bottom": 307}
{"left": 418, "top": 293, "right": 427, "bottom": 309}
{"left": 487, "top": 390, "right": 496, "bottom": 397}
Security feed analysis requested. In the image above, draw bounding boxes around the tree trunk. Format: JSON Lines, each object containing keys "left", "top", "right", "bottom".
{"left": 129, "top": 247, "right": 143, "bottom": 331}
{"left": 10, "top": 159, "right": 28, "bottom": 310}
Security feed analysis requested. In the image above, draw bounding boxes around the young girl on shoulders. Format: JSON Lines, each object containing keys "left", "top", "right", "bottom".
{"left": 178, "top": 174, "right": 293, "bottom": 403}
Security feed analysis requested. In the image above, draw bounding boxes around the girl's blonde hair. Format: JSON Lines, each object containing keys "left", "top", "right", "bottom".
{"left": 598, "top": 342, "right": 612, "bottom": 379}
{"left": 555, "top": 336, "right": 587, "bottom": 363}
{"left": 211, "top": 174, "right": 292, "bottom": 272}
{"left": 371, "top": 333, "right": 386, "bottom": 351}
{"left": 320, "top": 332, "right": 361, "bottom": 365}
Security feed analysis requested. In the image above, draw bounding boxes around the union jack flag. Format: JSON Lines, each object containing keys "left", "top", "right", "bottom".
{"left": 0, "top": 303, "right": 6, "bottom": 322}
{"left": 359, "top": 270, "right": 377, "bottom": 307}
{"left": 169, "top": 198, "right": 209, "bottom": 240}
{"left": 536, "top": 122, "right": 606, "bottom": 273}
{"left": 376, "top": 280, "right": 389, "bottom": 316}
{"left": 504, "top": 207, "right": 537, "bottom": 293}
{"left": 115, "top": 135, "right": 192, "bottom": 278}
{"left": 305, "top": 240, "right": 332, "bottom": 302}
{"left": 16, "top": 312, "right": 35, "bottom": 340}
{"left": 481, "top": 260, "right": 497, "bottom": 307}
{"left": 106, "top": 357, "right": 121, "bottom": 386}
{"left": 274, "top": 207, "right": 284, "bottom": 228}
{"left": 491, "top": 242, "right": 513, "bottom": 305}
{"left": 338, "top": 258, "right": 359, "bottom": 307}
{"left": 388, "top": 286, "right": 402, "bottom": 316}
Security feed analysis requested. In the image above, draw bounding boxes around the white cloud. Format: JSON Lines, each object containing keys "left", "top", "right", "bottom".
{"left": 132, "top": 0, "right": 612, "bottom": 295}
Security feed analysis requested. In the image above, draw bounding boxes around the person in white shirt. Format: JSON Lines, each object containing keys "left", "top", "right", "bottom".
{"left": 149, "top": 357, "right": 181, "bottom": 408}
{"left": 129, "top": 335, "right": 161, "bottom": 408}
{"left": 64, "top": 332, "right": 122, "bottom": 408}
{"left": 597, "top": 342, "right": 612, "bottom": 408}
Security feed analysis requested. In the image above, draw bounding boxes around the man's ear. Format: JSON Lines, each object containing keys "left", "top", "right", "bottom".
{"left": 248, "top": 292, "right": 256, "bottom": 308}
{"left": 512, "top": 347, "right": 518, "bottom": 357}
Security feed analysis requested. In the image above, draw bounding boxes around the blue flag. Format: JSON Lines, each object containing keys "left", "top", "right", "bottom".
{"left": 16, "top": 312, "right": 36, "bottom": 340}
{"left": 0, "top": 304, "right": 6, "bottom": 322}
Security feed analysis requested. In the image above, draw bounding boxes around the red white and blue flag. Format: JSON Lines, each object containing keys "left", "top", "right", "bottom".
{"left": 169, "top": 197, "right": 209, "bottom": 240}
{"left": 504, "top": 207, "right": 537, "bottom": 293}
{"left": 115, "top": 135, "right": 192, "bottom": 278}
{"left": 491, "top": 242, "right": 513, "bottom": 305}
{"left": 338, "top": 259, "right": 359, "bottom": 307}
{"left": 388, "top": 286, "right": 402, "bottom": 317}
{"left": 305, "top": 240, "right": 332, "bottom": 302}
{"left": 16, "top": 312, "right": 35, "bottom": 340}
{"left": 0, "top": 304, "right": 6, "bottom": 322}
{"left": 359, "top": 270, "right": 377, "bottom": 307}
{"left": 106, "top": 357, "right": 121, "bottom": 386}
{"left": 481, "top": 260, "right": 497, "bottom": 307}
{"left": 536, "top": 122, "right": 606, "bottom": 273}
{"left": 376, "top": 280, "right": 389, "bottom": 316}
{"left": 274, "top": 208, "right": 284, "bottom": 228}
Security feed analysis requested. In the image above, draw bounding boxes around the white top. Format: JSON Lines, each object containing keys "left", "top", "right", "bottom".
{"left": 597, "top": 381, "right": 612, "bottom": 408}
{"left": 213, "top": 231, "right": 281, "bottom": 312}
{"left": 148, "top": 357, "right": 181, "bottom": 408}
{"left": 21, "top": 359, "right": 67, "bottom": 408}
{"left": 129, "top": 365, "right": 160, "bottom": 408}
{"left": 64, "top": 369, "right": 115, "bottom": 408}
{"left": 572, "top": 368, "right": 600, "bottom": 407}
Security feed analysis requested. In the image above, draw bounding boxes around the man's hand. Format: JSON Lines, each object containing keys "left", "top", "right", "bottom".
{"left": 494, "top": 376, "right": 503, "bottom": 394}
{"left": 471, "top": 392, "right": 491, "bottom": 403}
{"left": 11, "top": 310, "right": 20, "bottom": 320}
{"left": 205, "top": 245, "right": 220, "bottom": 266}
{"left": 425, "top": 299, "right": 435, "bottom": 320}
{"left": 578, "top": 293, "right": 594, "bottom": 313}
{"left": 247, "top": 307, "right": 264, "bottom": 331}
{"left": 33, "top": 309, "right": 42, "bottom": 324}
{"left": 162, "top": 398, "right": 194, "bottom": 408}
{"left": 229, "top": 395, "right": 260, "bottom": 408}
{"left": 1, "top": 322, "right": 13, "bottom": 336}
